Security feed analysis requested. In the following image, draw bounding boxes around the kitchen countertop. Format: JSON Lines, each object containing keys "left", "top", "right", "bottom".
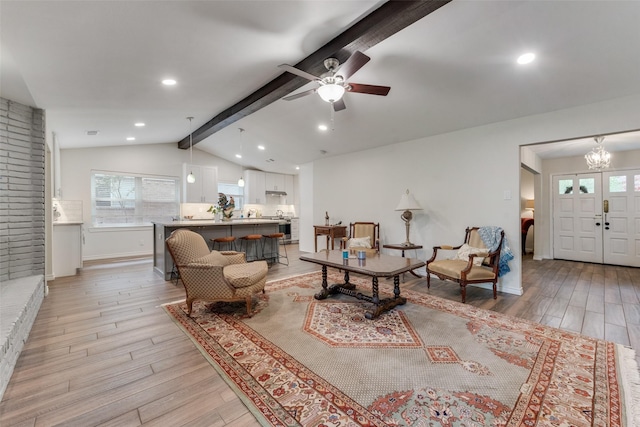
{"left": 153, "top": 219, "right": 280, "bottom": 227}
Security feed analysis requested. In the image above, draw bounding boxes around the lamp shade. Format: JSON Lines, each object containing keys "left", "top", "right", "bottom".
{"left": 525, "top": 199, "right": 535, "bottom": 209}
{"left": 317, "top": 83, "right": 345, "bottom": 103}
{"left": 395, "top": 190, "right": 422, "bottom": 211}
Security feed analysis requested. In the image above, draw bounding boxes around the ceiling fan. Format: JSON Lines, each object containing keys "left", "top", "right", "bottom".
{"left": 278, "top": 51, "right": 390, "bottom": 111}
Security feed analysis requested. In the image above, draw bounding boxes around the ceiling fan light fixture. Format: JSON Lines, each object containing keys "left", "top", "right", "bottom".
{"left": 317, "top": 83, "right": 345, "bottom": 103}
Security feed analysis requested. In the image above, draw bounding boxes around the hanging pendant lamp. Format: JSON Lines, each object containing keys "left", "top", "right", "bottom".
{"left": 186, "top": 117, "right": 195, "bottom": 183}
{"left": 237, "top": 128, "right": 245, "bottom": 187}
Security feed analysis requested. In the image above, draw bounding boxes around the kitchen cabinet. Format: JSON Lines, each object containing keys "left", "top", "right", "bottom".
{"left": 53, "top": 223, "right": 83, "bottom": 277}
{"left": 245, "top": 171, "right": 297, "bottom": 205}
{"left": 290, "top": 218, "right": 299, "bottom": 243}
{"left": 183, "top": 164, "right": 218, "bottom": 203}
{"left": 283, "top": 174, "right": 295, "bottom": 204}
{"left": 265, "top": 172, "right": 285, "bottom": 191}
{"left": 244, "top": 170, "right": 266, "bottom": 204}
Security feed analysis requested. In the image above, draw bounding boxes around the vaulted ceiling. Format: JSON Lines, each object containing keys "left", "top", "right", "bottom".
{"left": 2, "top": 1, "right": 640, "bottom": 174}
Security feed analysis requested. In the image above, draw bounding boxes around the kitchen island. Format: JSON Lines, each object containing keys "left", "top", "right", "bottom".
{"left": 153, "top": 219, "right": 280, "bottom": 280}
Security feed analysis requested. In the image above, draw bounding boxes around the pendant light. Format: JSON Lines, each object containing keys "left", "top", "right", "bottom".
{"left": 186, "top": 117, "right": 195, "bottom": 183}
{"left": 237, "top": 128, "right": 245, "bottom": 187}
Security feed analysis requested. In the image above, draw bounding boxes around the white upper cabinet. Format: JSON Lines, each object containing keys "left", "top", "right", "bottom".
{"left": 283, "top": 174, "right": 295, "bottom": 204}
{"left": 244, "top": 170, "right": 266, "bottom": 204}
{"left": 183, "top": 164, "right": 218, "bottom": 203}
{"left": 265, "top": 172, "right": 285, "bottom": 191}
{"left": 245, "top": 170, "right": 297, "bottom": 206}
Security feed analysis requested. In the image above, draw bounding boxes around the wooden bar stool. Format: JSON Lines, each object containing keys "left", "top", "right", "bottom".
{"left": 262, "top": 232, "right": 289, "bottom": 266}
{"left": 239, "top": 234, "right": 263, "bottom": 262}
{"left": 210, "top": 236, "right": 237, "bottom": 251}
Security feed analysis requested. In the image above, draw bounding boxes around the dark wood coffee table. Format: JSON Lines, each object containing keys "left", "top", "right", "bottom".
{"left": 299, "top": 250, "right": 425, "bottom": 319}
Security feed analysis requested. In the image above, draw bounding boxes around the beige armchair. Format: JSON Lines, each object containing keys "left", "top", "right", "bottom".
{"left": 166, "top": 229, "right": 268, "bottom": 316}
{"left": 341, "top": 222, "right": 380, "bottom": 257}
{"left": 426, "top": 227, "right": 504, "bottom": 303}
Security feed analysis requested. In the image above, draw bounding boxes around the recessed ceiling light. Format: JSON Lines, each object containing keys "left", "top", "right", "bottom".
{"left": 258, "top": 145, "right": 265, "bottom": 150}
{"left": 295, "top": 166, "right": 300, "bottom": 170}
{"left": 126, "top": 137, "right": 135, "bottom": 141}
{"left": 134, "top": 122, "right": 145, "bottom": 127}
{"left": 517, "top": 52, "right": 535, "bottom": 65}
{"left": 235, "top": 154, "right": 242, "bottom": 159}
{"left": 318, "top": 124, "right": 328, "bottom": 131}
{"left": 162, "top": 78, "right": 177, "bottom": 86}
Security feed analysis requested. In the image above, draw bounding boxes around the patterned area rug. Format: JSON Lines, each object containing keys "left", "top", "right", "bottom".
{"left": 163, "top": 271, "right": 640, "bottom": 426}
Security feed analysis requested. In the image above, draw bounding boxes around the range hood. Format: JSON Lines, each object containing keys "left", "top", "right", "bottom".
{"left": 266, "top": 190, "right": 287, "bottom": 196}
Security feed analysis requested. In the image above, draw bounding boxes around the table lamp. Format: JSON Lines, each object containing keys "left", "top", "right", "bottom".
{"left": 395, "top": 189, "right": 423, "bottom": 246}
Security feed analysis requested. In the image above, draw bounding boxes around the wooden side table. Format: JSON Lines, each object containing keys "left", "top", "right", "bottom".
{"left": 383, "top": 243, "right": 423, "bottom": 277}
{"left": 314, "top": 225, "right": 347, "bottom": 252}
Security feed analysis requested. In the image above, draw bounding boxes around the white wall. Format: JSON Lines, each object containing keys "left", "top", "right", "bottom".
{"left": 304, "top": 93, "right": 640, "bottom": 297}
{"left": 60, "top": 143, "right": 243, "bottom": 260}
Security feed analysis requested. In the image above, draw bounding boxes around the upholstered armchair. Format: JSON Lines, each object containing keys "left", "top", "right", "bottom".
{"left": 166, "top": 229, "right": 268, "bottom": 316}
{"left": 341, "top": 222, "right": 380, "bottom": 257}
{"left": 426, "top": 227, "right": 504, "bottom": 303}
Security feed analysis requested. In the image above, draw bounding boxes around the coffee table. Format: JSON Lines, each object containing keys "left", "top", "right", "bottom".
{"left": 299, "top": 250, "right": 425, "bottom": 319}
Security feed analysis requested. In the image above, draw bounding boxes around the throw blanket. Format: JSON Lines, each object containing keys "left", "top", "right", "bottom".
{"left": 479, "top": 226, "right": 514, "bottom": 277}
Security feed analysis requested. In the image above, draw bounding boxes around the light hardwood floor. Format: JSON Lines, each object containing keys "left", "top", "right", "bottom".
{"left": 1, "top": 246, "right": 639, "bottom": 426}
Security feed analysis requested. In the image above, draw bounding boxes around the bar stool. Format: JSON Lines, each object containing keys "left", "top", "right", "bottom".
{"left": 210, "top": 236, "right": 237, "bottom": 251}
{"left": 239, "top": 234, "right": 263, "bottom": 262}
{"left": 262, "top": 232, "right": 289, "bottom": 266}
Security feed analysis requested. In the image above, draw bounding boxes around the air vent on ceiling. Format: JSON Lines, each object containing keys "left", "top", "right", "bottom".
{"left": 86, "top": 130, "right": 99, "bottom": 136}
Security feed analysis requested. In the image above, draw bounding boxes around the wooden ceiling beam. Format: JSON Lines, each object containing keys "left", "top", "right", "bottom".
{"left": 178, "top": 0, "right": 452, "bottom": 149}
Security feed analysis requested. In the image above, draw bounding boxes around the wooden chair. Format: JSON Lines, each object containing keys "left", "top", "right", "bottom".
{"left": 426, "top": 227, "right": 504, "bottom": 303}
{"left": 341, "top": 222, "right": 380, "bottom": 257}
{"left": 166, "top": 229, "right": 268, "bottom": 316}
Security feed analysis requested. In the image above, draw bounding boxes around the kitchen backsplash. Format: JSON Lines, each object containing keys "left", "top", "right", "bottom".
{"left": 180, "top": 203, "right": 296, "bottom": 219}
{"left": 52, "top": 199, "right": 83, "bottom": 223}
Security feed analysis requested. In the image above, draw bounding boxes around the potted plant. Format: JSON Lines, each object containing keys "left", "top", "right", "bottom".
{"left": 206, "top": 204, "right": 221, "bottom": 221}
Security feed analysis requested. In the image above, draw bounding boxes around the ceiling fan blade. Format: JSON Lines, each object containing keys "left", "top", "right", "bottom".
{"left": 278, "top": 64, "right": 321, "bottom": 82}
{"left": 282, "top": 88, "right": 317, "bottom": 101}
{"left": 336, "top": 51, "right": 370, "bottom": 80}
{"left": 348, "top": 83, "right": 391, "bottom": 96}
{"left": 333, "top": 98, "right": 346, "bottom": 111}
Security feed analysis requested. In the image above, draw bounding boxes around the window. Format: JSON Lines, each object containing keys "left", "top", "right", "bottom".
{"left": 218, "top": 182, "right": 244, "bottom": 211}
{"left": 608, "top": 175, "right": 626, "bottom": 193}
{"left": 92, "top": 171, "right": 180, "bottom": 225}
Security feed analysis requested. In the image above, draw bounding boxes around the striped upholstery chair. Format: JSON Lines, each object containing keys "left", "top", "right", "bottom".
{"left": 166, "top": 229, "right": 268, "bottom": 316}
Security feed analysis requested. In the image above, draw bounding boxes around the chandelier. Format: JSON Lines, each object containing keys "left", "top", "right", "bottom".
{"left": 585, "top": 136, "right": 611, "bottom": 170}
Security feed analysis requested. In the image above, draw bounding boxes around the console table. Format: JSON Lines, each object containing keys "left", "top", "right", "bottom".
{"left": 313, "top": 225, "right": 347, "bottom": 252}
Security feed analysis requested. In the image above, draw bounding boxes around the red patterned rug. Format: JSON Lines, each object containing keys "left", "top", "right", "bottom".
{"left": 163, "top": 271, "right": 640, "bottom": 426}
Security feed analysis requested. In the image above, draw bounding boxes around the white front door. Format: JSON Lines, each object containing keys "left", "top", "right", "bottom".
{"left": 552, "top": 170, "right": 640, "bottom": 267}
{"left": 602, "top": 170, "right": 640, "bottom": 267}
{"left": 553, "top": 174, "right": 602, "bottom": 263}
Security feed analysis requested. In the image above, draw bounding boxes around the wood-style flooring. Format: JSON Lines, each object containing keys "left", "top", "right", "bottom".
{"left": 1, "top": 246, "right": 639, "bottom": 426}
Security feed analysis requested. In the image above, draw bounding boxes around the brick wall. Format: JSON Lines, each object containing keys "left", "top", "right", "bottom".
{"left": 0, "top": 97, "right": 45, "bottom": 281}
{"left": 0, "top": 97, "right": 46, "bottom": 400}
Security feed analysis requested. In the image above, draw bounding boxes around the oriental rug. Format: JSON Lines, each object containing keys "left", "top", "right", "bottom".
{"left": 163, "top": 271, "right": 640, "bottom": 426}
